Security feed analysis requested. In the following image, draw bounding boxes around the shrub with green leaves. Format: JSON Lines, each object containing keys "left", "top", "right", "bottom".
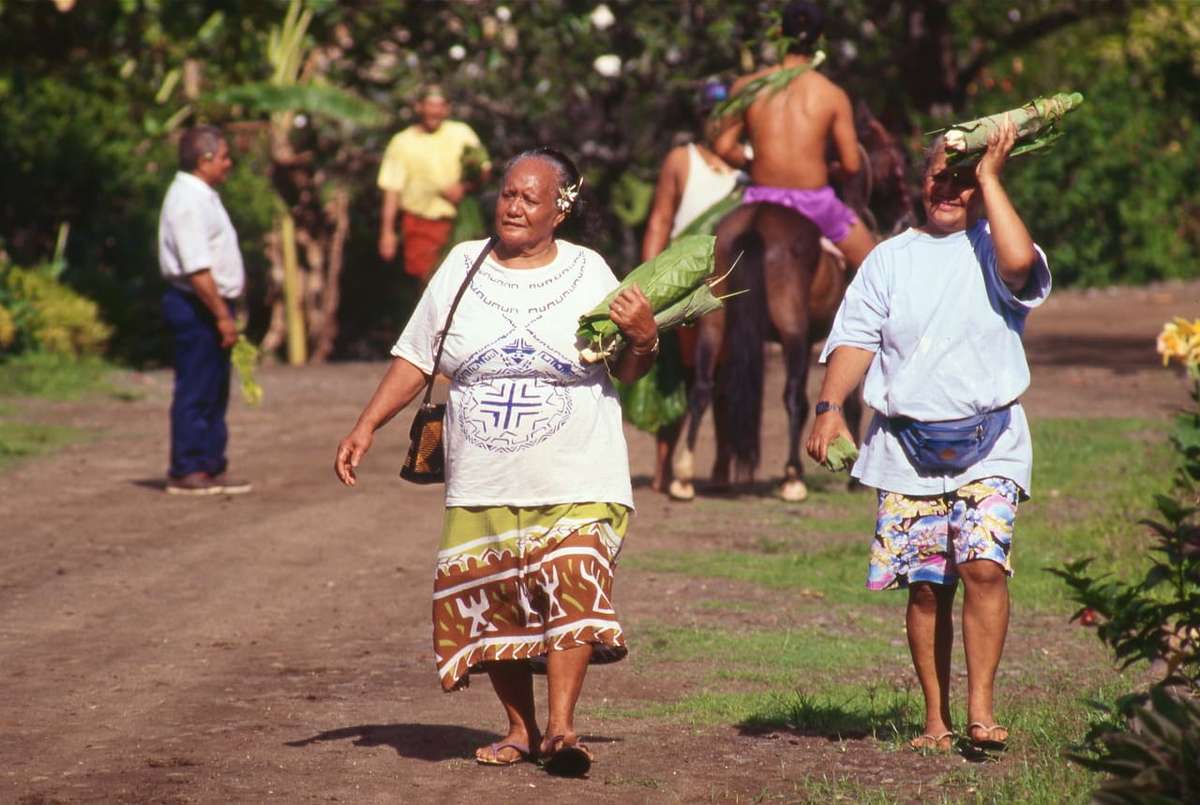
{"left": 0, "top": 261, "right": 111, "bottom": 358}
{"left": 1052, "top": 319, "right": 1200, "bottom": 800}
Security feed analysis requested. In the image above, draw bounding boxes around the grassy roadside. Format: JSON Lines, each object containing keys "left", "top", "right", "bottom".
{"left": 604, "top": 417, "right": 1170, "bottom": 802}
{"left": 0, "top": 353, "right": 131, "bottom": 470}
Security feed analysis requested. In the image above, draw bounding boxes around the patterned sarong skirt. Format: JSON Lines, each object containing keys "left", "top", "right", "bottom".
{"left": 433, "top": 501, "right": 629, "bottom": 692}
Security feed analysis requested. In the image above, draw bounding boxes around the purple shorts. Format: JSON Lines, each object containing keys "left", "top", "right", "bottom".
{"left": 742, "top": 184, "right": 858, "bottom": 243}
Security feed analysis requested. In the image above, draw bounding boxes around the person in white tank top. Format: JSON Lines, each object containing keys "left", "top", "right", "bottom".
{"left": 638, "top": 81, "right": 742, "bottom": 496}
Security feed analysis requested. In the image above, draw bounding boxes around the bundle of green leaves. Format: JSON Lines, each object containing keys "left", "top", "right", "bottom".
{"left": 931, "top": 92, "right": 1085, "bottom": 165}
{"left": 576, "top": 234, "right": 730, "bottom": 363}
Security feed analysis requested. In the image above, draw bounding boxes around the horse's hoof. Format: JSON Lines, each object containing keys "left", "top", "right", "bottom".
{"left": 779, "top": 478, "right": 808, "bottom": 503}
{"left": 668, "top": 480, "right": 695, "bottom": 501}
{"left": 673, "top": 447, "right": 694, "bottom": 480}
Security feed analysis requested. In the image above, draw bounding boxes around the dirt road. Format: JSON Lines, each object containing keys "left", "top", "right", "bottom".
{"left": 1, "top": 280, "right": 1194, "bottom": 804}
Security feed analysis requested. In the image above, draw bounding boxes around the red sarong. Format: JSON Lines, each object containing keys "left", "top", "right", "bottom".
{"left": 401, "top": 212, "right": 454, "bottom": 282}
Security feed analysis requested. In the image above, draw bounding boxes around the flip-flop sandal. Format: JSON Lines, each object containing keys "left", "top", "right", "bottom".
{"left": 475, "top": 740, "right": 534, "bottom": 766}
{"left": 966, "top": 722, "right": 1009, "bottom": 752}
{"left": 908, "top": 731, "right": 954, "bottom": 752}
{"left": 541, "top": 735, "right": 593, "bottom": 777}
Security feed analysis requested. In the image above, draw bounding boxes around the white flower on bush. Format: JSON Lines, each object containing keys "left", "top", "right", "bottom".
{"left": 496, "top": 5, "right": 512, "bottom": 22}
{"left": 590, "top": 4, "right": 615, "bottom": 30}
{"left": 449, "top": 44, "right": 466, "bottom": 61}
{"left": 593, "top": 53, "right": 621, "bottom": 78}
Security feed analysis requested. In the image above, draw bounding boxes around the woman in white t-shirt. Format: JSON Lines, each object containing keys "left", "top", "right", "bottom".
{"left": 335, "top": 148, "right": 658, "bottom": 777}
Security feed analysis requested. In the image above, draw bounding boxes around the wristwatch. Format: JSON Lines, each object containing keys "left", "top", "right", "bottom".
{"left": 815, "top": 401, "right": 842, "bottom": 415}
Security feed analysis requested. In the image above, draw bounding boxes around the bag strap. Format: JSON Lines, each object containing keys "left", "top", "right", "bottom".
{"left": 420, "top": 235, "right": 498, "bottom": 407}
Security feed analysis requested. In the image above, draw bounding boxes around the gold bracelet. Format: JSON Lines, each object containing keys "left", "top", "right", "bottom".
{"left": 631, "top": 336, "right": 660, "bottom": 356}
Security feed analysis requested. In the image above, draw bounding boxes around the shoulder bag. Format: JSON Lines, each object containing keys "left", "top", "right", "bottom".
{"left": 399, "top": 236, "right": 498, "bottom": 484}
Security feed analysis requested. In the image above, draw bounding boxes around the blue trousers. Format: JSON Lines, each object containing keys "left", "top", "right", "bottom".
{"left": 163, "top": 286, "right": 232, "bottom": 478}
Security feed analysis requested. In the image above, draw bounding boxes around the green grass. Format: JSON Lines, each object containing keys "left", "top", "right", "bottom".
{"left": 0, "top": 417, "right": 83, "bottom": 470}
{"left": 606, "top": 418, "right": 1175, "bottom": 800}
{"left": 634, "top": 622, "right": 902, "bottom": 674}
{"left": 0, "top": 353, "right": 130, "bottom": 470}
{"left": 627, "top": 418, "right": 1173, "bottom": 613}
{"left": 0, "top": 352, "right": 118, "bottom": 400}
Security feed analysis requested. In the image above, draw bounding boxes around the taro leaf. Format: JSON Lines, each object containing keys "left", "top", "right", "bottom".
{"left": 577, "top": 234, "right": 716, "bottom": 344}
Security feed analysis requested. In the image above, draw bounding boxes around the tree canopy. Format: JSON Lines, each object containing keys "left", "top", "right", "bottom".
{"left": 0, "top": 0, "right": 1195, "bottom": 361}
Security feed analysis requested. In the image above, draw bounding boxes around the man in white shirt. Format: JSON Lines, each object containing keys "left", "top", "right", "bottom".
{"left": 158, "top": 125, "right": 252, "bottom": 496}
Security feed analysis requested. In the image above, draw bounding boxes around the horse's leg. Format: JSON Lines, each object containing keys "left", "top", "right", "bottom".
{"left": 671, "top": 310, "right": 723, "bottom": 501}
{"left": 778, "top": 339, "right": 811, "bottom": 502}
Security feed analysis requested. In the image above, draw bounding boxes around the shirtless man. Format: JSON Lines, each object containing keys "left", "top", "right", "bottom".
{"left": 712, "top": 0, "right": 875, "bottom": 269}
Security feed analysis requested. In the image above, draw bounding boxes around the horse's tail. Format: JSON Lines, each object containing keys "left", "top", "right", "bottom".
{"left": 720, "top": 214, "right": 768, "bottom": 479}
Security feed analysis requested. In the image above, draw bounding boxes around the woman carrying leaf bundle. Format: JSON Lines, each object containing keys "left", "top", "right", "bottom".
{"left": 335, "top": 148, "right": 657, "bottom": 777}
{"left": 807, "top": 119, "right": 1052, "bottom": 754}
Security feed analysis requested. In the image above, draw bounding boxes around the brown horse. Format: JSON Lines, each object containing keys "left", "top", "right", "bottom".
{"left": 671, "top": 105, "right": 913, "bottom": 501}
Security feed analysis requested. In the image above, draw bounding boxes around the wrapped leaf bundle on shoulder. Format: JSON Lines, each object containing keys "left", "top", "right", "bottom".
{"left": 577, "top": 234, "right": 733, "bottom": 364}
{"left": 931, "top": 92, "right": 1084, "bottom": 165}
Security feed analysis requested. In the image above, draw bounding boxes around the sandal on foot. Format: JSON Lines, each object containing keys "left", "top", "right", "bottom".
{"left": 909, "top": 731, "right": 954, "bottom": 752}
{"left": 966, "top": 722, "right": 1009, "bottom": 751}
{"left": 475, "top": 740, "right": 534, "bottom": 766}
{"left": 541, "top": 735, "right": 593, "bottom": 777}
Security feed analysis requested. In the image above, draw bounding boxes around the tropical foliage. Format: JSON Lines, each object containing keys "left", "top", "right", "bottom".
{"left": 0, "top": 0, "right": 1195, "bottom": 362}
{"left": 1051, "top": 317, "right": 1200, "bottom": 801}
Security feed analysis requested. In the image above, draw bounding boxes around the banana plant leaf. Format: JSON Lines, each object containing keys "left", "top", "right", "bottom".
{"left": 615, "top": 330, "right": 688, "bottom": 433}
{"left": 929, "top": 92, "right": 1084, "bottom": 166}
{"left": 210, "top": 82, "right": 383, "bottom": 126}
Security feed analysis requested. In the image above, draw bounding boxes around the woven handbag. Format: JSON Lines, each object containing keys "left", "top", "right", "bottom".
{"left": 399, "top": 236, "right": 497, "bottom": 484}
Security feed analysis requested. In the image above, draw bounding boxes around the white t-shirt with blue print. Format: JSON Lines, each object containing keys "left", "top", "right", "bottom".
{"left": 820, "top": 220, "right": 1052, "bottom": 496}
{"left": 393, "top": 239, "right": 634, "bottom": 509}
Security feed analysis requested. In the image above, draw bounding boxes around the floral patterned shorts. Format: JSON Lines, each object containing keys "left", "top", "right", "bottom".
{"left": 867, "top": 476, "right": 1021, "bottom": 591}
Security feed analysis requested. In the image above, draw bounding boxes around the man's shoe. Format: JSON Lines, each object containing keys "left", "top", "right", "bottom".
{"left": 210, "top": 473, "right": 252, "bottom": 495}
{"left": 166, "top": 472, "right": 223, "bottom": 496}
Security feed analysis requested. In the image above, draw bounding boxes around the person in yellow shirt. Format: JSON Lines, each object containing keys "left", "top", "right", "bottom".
{"left": 377, "top": 85, "right": 491, "bottom": 283}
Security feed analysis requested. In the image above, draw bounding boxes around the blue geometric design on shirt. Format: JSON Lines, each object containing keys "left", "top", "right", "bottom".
{"left": 459, "top": 377, "right": 573, "bottom": 454}
{"left": 479, "top": 379, "right": 543, "bottom": 429}
{"left": 499, "top": 337, "right": 538, "bottom": 371}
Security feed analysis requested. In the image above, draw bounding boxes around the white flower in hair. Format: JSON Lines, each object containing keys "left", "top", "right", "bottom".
{"left": 556, "top": 179, "right": 582, "bottom": 213}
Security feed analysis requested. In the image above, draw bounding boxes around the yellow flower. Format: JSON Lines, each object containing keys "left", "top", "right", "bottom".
{"left": 1157, "top": 322, "right": 1188, "bottom": 365}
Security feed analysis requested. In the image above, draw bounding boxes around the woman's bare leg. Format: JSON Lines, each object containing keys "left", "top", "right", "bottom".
{"left": 541, "top": 643, "right": 592, "bottom": 751}
{"left": 477, "top": 661, "right": 540, "bottom": 763}
{"left": 906, "top": 581, "right": 956, "bottom": 742}
{"left": 958, "top": 559, "right": 1010, "bottom": 743}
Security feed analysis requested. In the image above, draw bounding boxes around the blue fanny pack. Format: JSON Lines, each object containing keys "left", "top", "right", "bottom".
{"left": 888, "top": 405, "right": 1012, "bottom": 476}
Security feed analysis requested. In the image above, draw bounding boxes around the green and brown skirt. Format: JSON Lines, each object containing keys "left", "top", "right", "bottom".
{"left": 433, "top": 501, "right": 630, "bottom": 692}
